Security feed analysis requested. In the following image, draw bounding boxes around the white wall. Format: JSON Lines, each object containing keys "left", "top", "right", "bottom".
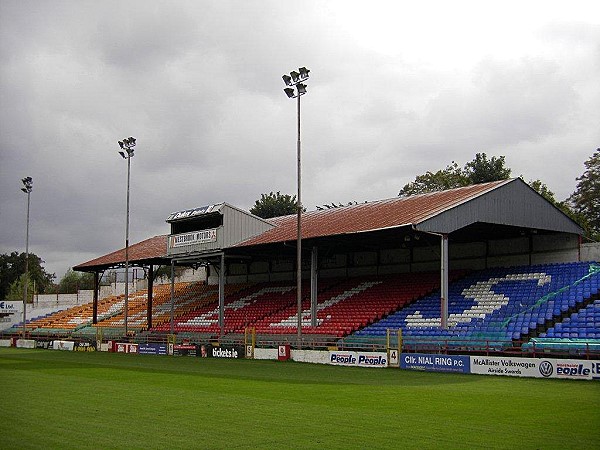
{"left": 0, "top": 301, "right": 73, "bottom": 331}
{"left": 581, "top": 242, "right": 600, "bottom": 262}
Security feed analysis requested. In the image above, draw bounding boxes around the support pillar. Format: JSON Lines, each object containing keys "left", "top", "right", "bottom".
{"left": 170, "top": 260, "right": 175, "bottom": 335}
{"left": 310, "top": 246, "right": 318, "bottom": 327}
{"left": 219, "top": 254, "right": 225, "bottom": 337}
{"left": 92, "top": 272, "right": 99, "bottom": 324}
{"left": 440, "top": 234, "right": 449, "bottom": 330}
{"left": 147, "top": 265, "right": 154, "bottom": 330}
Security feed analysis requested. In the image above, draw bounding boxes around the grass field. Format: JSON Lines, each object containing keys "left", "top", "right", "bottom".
{"left": 1, "top": 348, "right": 599, "bottom": 449}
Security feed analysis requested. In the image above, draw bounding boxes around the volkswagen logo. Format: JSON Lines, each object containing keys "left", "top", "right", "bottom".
{"left": 539, "top": 360, "right": 554, "bottom": 377}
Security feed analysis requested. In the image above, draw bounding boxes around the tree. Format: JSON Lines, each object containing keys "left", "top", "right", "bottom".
{"left": 250, "top": 191, "right": 303, "bottom": 219}
{"left": 5, "top": 274, "right": 35, "bottom": 303}
{"left": 399, "top": 162, "right": 468, "bottom": 196}
{"left": 464, "top": 153, "right": 511, "bottom": 184}
{"left": 0, "top": 252, "right": 55, "bottom": 300}
{"left": 58, "top": 269, "right": 95, "bottom": 294}
{"left": 529, "top": 179, "right": 558, "bottom": 204}
{"left": 569, "top": 148, "right": 600, "bottom": 240}
{"left": 399, "top": 153, "right": 512, "bottom": 196}
{"left": 526, "top": 179, "right": 588, "bottom": 227}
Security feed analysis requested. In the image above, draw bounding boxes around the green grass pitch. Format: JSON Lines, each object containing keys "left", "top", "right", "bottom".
{"left": 1, "top": 348, "right": 599, "bottom": 449}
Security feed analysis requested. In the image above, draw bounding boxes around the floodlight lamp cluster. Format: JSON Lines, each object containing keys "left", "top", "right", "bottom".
{"left": 283, "top": 67, "right": 309, "bottom": 98}
{"left": 21, "top": 176, "right": 33, "bottom": 193}
{"left": 118, "top": 136, "right": 136, "bottom": 159}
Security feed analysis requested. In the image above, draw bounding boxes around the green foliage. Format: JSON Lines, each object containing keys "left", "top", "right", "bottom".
{"left": 58, "top": 269, "right": 95, "bottom": 294}
{"left": 5, "top": 274, "right": 35, "bottom": 303}
{"left": 399, "top": 161, "right": 469, "bottom": 196}
{"left": 465, "top": 153, "right": 512, "bottom": 184}
{"left": 250, "top": 191, "right": 303, "bottom": 219}
{"left": 527, "top": 179, "right": 591, "bottom": 233}
{"left": 398, "top": 150, "right": 598, "bottom": 240}
{"left": 399, "top": 153, "right": 513, "bottom": 196}
{"left": 0, "top": 252, "right": 55, "bottom": 300}
{"left": 569, "top": 148, "right": 600, "bottom": 241}
{"left": 528, "top": 179, "right": 557, "bottom": 203}
{"left": 1, "top": 349, "right": 598, "bottom": 449}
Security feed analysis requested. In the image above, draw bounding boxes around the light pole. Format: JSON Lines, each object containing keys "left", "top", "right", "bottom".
{"left": 118, "top": 136, "right": 136, "bottom": 337}
{"left": 20, "top": 177, "right": 33, "bottom": 337}
{"left": 282, "top": 67, "right": 309, "bottom": 346}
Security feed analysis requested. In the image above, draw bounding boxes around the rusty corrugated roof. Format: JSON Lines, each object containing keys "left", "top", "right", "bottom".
{"left": 73, "top": 235, "right": 168, "bottom": 270}
{"left": 236, "top": 180, "right": 511, "bottom": 247}
{"left": 73, "top": 180, "right": 514, "bottom": 269}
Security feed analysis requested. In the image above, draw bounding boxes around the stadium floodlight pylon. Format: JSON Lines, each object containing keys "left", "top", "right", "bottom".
{"left": 117, "top": 136, "right": 137, "bottom": 337}
{"left": 282, "top": 67, "right": 310, "bottom": 346}
{"left": 20, "top": 176, "right": 33, "bottom": 337}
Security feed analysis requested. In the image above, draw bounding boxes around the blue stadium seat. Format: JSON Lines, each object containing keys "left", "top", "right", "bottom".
{"left": 350, "top": 261, "right": 600, "bottom": 346}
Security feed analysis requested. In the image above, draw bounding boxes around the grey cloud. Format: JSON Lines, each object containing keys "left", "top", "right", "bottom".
{"left": 1, "top": 1, "right": 599, "bottom": 278}
{"left": 426, "top": 57, "right": 578, "bottom": 148}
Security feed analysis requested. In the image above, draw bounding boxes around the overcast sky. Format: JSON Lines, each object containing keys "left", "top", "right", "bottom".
{"left": 1, "top": 0, "right": 599, "bottom": 280}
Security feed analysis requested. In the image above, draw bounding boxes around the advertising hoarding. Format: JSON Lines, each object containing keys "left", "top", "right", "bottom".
{"left": 51, "top": 340, "right": 75, "bottom": 351}
{"left": 470, "top": 356, "right": 599, "bottom": 380}
{"left": 0, "top": 301, "right": 21, "bottom": 315}
{"left": 138, "top": 343, "right": 168, "bottom": 355}
{"left": 169, "top": 229, "right": 217, "bottom": 248}
{"left": 401, "top": 353, "right": 470, "bottom": 373}
{"left": 329, "top": 351, "right": 388, "bottom": 368}
{"left": 208, "top": 344, "right": 244, "bottom": 359}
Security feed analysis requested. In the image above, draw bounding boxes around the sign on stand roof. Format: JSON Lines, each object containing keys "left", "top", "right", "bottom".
{"left": 166, "top": 204, "right": 222, "bottom": 222}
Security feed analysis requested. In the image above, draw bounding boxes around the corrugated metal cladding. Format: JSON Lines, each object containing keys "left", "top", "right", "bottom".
{"left": 236, "top": 181, "right": 508, "bottom": 247}
{"left": 416, "top": 178, "right": 583, "bottom": 235}
{"left": 167, "top": 203, "right": 273, "bottom": 257}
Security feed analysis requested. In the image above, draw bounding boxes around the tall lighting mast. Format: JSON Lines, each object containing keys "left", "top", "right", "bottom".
{"left": 282, "top": 67, "right": 310, "bottom": 346}
{"left": 20, "top": 176, "right": 33, "bottom": 337}
{"left": 118, "top": 137, "right": 136, "bottom": 337}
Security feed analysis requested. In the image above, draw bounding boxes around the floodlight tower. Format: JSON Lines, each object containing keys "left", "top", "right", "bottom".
{"left": 20, "top": 177, "right": 33, "bottom": 337}
{"left": 118, "top": 136, "right": 136, "bottom": 337}
{"left": 282, "top": 67, "right": 309, "bottom": 345}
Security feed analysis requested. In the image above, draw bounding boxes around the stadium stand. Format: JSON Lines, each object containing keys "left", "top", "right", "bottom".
{"left": 251, "top": 273, "right": 447, "bottom": 337}
{"left": 25, "top": 293, "right": 127, "bottom": 336}
{"left": 97, "top": 282, "right": 208, "bottom": 330}
{"left": 12, "top": 282, "right": 210, "bottom": 337}
{"left": 154, "top": 281, "right": 304, "bottom": 334}
{"left": 521, "top": 297, "right": 600, "bottom": 354}
{"left": 353, "top": 261, "right": 600, "bottom": 351}
{"left": 149, "top": 271, "right": 466, "bottom": 337}
{"left": 10, "top": 261, "right": 599, "bottom": 357}
{"left": 147, "top": 274, "right": 438, "bottom": 336}
{"left": 541, "top": 299, "right": 600, "bottom": 339}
